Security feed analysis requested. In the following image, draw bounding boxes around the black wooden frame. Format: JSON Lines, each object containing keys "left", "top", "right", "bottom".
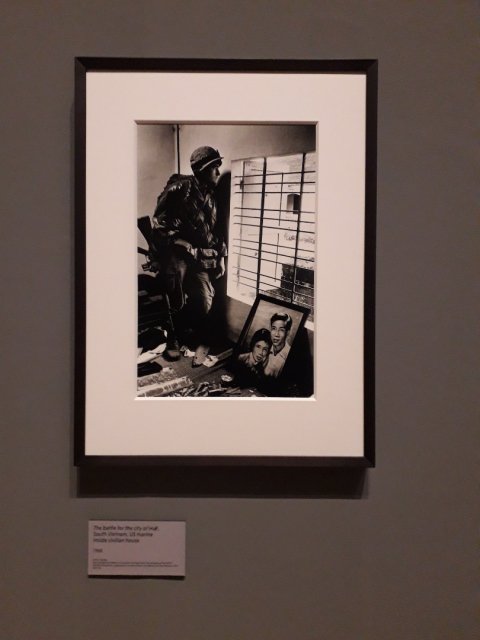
{"left": 74, "top": 57, "right": 377, "bottom": 468}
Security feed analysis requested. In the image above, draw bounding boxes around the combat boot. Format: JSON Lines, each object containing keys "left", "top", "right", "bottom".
{"left": 164, "top": 333, "right": 181, "bottom": 361}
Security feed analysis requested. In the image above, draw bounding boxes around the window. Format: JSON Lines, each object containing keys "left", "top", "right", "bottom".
{"left": 227, "top": 152, "right": 316, "bottom": 327}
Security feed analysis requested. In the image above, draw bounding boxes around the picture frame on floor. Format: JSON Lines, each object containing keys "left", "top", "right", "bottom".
{"left": 74, "top": 57, "right": 377, "bottom": 467}
{"left": 229, "top": 294, "right": 312, "bottom": 398}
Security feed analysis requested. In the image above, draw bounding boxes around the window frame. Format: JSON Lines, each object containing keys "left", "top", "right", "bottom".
{"left": 228, "top": 150, "right": 317, "bottom": 329}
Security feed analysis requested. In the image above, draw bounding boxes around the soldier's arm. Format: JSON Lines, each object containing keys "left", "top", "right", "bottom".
{"left": 217, "top": 240, "right": 228, "bottom": 258}
{"left": 153, "top": 179, "right": 185, "bottom": 232}
{"left": 215, "top": 255, "right": 226, "bottom": 279}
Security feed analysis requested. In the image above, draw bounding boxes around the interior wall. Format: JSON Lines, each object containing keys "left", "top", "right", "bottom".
{"left": 137, "top": 124, "right": 175, "bottom": 216}
{"left": 178, "top": 123, "right": 316, "bottom": 174}
{"left": 137, "top": 124, "right": 175, "bottom": 269}
{"left": 2, "top": 2, "right": 478, "bottom": 640}
{"left": 137, "top": 123, "right": 315, "bottom": 213}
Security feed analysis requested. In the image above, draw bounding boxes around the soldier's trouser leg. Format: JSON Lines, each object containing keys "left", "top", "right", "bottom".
{"left": 179, "top": 269, "right": 215, "bottom": 348}
{"left": 159, "top": 255, "right": 188, "bottom": 358}
{"left": 163, "top": 255, "right": 214, "bottom": 344}
{"left": 185, "top": 270, "right": 215, "bottom": 320}
{"left": 163, "top": 255, "right": 188, "bottom": 312}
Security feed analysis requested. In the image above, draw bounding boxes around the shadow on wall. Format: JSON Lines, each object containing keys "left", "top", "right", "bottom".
{"left": 77, "top": 465, "right": 368, "bottom": 499}
{"left": 210, "top": 170, "right": 231, "bottom": 342}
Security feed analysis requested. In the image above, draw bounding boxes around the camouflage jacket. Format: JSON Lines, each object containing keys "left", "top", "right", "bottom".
{"left": 152, "top": 174, "right": 227, "bottom": 259}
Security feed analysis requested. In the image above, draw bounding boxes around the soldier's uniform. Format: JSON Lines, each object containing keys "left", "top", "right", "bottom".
{"left": 151, "top": 147, "right": 226, "bottom": 350}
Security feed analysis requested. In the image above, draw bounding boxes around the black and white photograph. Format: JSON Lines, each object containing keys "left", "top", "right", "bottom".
{"left": 75, "top": 59, "right": 375, "bottom": 463}
{"left": 136, "top": 123, "right": 316, "bottom": 398}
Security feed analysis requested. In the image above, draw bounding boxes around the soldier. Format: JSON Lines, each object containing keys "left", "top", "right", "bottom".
{"left": 152, "top": 146, "right": 227, "bottom": 361}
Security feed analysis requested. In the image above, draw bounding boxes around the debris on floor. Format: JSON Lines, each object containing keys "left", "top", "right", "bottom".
{"left": 138, "top": 375, "right": 192, "bottom": 397}
{"left": 168, "top": 382, "right": 243, "bottom": 397}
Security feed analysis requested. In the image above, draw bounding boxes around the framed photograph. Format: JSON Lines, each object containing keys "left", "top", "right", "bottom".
{"left": 75, "top": 58, "right": 376, "bottom": 467}
{"left": 230, "top": 295, "right": 311, "bottom": 397}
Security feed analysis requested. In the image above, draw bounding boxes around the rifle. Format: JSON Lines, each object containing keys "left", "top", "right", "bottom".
{"left": 137, "top": 215, "right": 159, "bottom": 272}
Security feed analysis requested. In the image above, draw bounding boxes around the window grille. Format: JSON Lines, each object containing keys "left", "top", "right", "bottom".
{"left": 227, "top": 152, "right": 316, "bottom": 324}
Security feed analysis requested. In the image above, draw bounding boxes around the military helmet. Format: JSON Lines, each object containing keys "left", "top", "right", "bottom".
{"left": 190, "top": 146, "right": 223, "bottom": 173}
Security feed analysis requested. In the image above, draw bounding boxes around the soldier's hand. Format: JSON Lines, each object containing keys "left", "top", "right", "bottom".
{"left": 198, "top": 248, "right": 218, "bottom": 259}
{"left": 173, "top": 238, "right": 196, "bottom": 258}
{"left": 216, "top": 256, "right": 226, "bottom": 279}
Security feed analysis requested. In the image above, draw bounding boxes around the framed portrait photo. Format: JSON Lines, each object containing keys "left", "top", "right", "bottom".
{"left": 75, "top": 58, "right": 376, "bottom": 467}
{"left": 230, "top": 295, "right": 311, "bottom": 398}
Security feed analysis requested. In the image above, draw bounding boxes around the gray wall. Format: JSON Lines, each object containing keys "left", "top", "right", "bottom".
{"left": 2, "top": 2, "right": 478, "bottom": 639}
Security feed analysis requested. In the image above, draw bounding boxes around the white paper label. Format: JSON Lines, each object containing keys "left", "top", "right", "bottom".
{"left": 88, "top": 520, "right": 185, "bottom": 576}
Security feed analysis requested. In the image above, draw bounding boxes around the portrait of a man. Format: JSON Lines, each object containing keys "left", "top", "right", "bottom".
{"left": 264, "top": 312, "right": 292, "bottom": 378}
